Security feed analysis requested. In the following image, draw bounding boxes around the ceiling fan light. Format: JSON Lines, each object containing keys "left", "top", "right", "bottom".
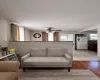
{"left": 46, "top": 31, "right": 49, "bottom": 33}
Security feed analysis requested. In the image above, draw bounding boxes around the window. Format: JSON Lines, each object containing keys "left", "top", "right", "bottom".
{"left": 90, "top": 34, "right": 97, "bottom": 40}
{"left": 67, "top": 34, "right": 73, "bottom": 41}
{"left": 60, "top": 36, "right": 67, "bottom": 41}
{"left": 48, "top": 32, "right": 54, "bottom": 41}
{"left": 60, "top": 34, "right": 73, "bottom": 41}
{"left": 19, "top": 27, "right": 24, "bottom": 41}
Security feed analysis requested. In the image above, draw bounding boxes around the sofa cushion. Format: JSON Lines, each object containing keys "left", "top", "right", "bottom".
{"left": 24, "top": 57, "right": 69, "bottom": 66}
{"left": 47, "top": 48, "right": 67, "bottom": 57}
{"left": 30, "top": 48, "right": 47, "bottom": 57}
{"left": 0, "top": 72, "right": 17, "bottom": 80}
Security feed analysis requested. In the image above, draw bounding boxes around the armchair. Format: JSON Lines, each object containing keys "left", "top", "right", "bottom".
{"left": 0, "top": 61, "right": 20, "bottom": 80}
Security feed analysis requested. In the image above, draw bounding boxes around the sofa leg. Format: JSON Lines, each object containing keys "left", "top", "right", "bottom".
{"left": 68, "top": 67, "right": 70, "bottom": 72}
{"left": 17, "top": 77, "right": 18, "bottom": 80}
{"left": 23, "top": 68, "right": 25, "bottom": 72}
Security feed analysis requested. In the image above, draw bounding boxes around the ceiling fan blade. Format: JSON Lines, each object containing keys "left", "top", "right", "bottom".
{"left": 45, "top": 27, "right": 62, "bottom": 32}
{"left": 55, "top": 30, "right": 62, "bottom": 31}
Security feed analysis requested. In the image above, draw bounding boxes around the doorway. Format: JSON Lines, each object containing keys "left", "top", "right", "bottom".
{"left": 73, "top": 29, "right": 99, "bottom": 61}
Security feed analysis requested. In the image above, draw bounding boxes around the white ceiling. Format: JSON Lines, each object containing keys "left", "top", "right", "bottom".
{"left": 0, "top": 0, "right": 100, "bottom": 31}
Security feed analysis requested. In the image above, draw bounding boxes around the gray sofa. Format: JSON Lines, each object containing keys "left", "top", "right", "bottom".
{"left": 21, "top": 48, "right": 73, "bottom": 72}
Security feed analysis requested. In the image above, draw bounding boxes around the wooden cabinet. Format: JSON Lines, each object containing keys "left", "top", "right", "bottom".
{"left": 88, "top": 40, "right": 97, "bottom": 52}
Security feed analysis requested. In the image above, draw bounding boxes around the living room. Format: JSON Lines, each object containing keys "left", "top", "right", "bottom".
{"left": 0, "top": 0, "right": 100, "bottom": 80}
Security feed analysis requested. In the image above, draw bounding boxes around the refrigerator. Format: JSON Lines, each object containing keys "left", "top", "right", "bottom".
{"left": 77, "top": 36, "right": 88, "bottom": 49}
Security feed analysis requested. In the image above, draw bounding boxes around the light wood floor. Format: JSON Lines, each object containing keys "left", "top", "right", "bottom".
{"left": 73, "top": 50, "right": 100, "bottom": 61}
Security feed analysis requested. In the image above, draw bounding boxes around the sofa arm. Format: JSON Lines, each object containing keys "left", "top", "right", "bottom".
{"left": 21, "top": 53, "right": 30, "bottom": 67}
{"left": 21, "top": 53, "right": 30, "bottom": 61}
{"left": 64, "top": 53, "right": 72, "bottom": 61}
{"left": 0, "top": 61, "right": 20, "bottom": 72}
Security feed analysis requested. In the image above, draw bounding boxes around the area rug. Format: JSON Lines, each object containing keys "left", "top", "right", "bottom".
{"left": 19, "top": 69, "right": 100, "bottom": 80}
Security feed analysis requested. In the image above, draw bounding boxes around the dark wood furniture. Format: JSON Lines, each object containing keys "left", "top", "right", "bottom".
{"left": 88, "top": 40, "right": 97, "bottom": 52}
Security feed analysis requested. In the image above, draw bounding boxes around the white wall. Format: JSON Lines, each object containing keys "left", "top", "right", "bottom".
{"left": 24, "top": 29, "right": 31, "bottom": 41}
{"left": 0, "top": 19, "right": 10, "bottom": 46}
{"left": 31, "top": 32, "right": 42, "bottom": 41}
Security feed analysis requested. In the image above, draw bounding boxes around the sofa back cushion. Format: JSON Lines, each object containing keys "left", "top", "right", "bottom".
{"left": 30, "top": 48, "right": 47, "bottom": 57}
{"left": 47, "top": 48, "right": 67, "bottom": 57}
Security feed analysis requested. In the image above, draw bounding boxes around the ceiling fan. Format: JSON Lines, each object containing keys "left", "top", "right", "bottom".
{"left": 46, "top": 27, "right": 62, "bottom": 33}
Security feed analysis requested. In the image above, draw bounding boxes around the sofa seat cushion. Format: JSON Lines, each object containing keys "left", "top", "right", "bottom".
{"left": 0, "top": 72, "right": 17, "bottom": 80}
{"left": 24, "top": 57, "right": 69, "bottom": 66}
